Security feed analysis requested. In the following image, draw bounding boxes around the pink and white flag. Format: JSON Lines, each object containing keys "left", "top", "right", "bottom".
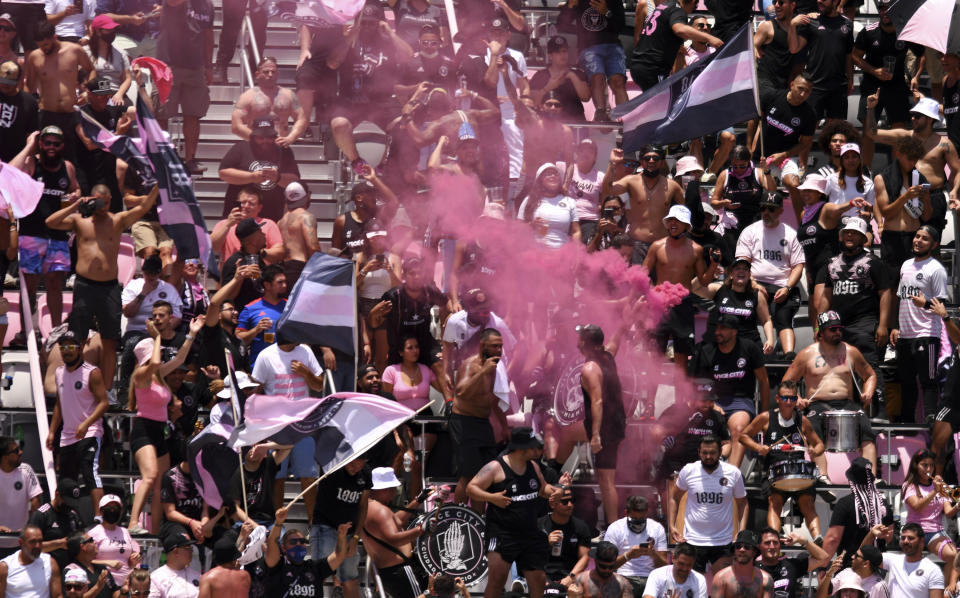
{"left": 0, "top": 161, "right": 44, "bottom": 219}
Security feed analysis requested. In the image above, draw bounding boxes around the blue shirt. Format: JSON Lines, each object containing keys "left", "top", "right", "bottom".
{"left": 237, "top": 298, "right": 286, "bottom": 365}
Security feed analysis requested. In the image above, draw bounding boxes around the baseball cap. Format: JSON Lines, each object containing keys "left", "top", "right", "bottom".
{"left": 716, "top": 314, "right": 740, "bottom": 329}
{"left": 734, "top": 530, "right": 759, "bottom": 552}
{"left": 759, "top": 190, "right": 784, "bottom": 207}
{"left": 675, "top": 155, "right": 704, "bottom": 176}
{"left": 840, "top": 143, "right": 861, "bottom": 156}
{"left": 162, "top": 531, "right": 195, "bottom": 552}
{"left": 141, "top": 254, "right": 163, "bottom": 273}
{"left": 216, "top": 371, "right": 261, "bottom": 399}
{"left": 58, "top": 478, "right": 82, "bottom": 508}
{"left": 458, "top": 122, "right": 478, "bottom": 142}
{"left": 212, "top": 534, "right": 241, "bottom": 566}
{"left": 351, "top": 180, "right": 377, "bottom": 200}
{"left": 507, "top": 426, "right": 543, "bottom": 451}
{"left": 285, "top": 181, "right": 310, "bottom": 204}
{"left": 589, "top": 541, "right": 619, "bottom": 561}
{"left": 732, "top": 256, "right": 751, "bottom": 268}
{"left": 370, "top": 467, "right": 402, "bottom": 490}
{"left": 63, "top": 568, "right": 89, "bottom": 585}
{"left": 546, "top": 36, "right": 568, "bottom": 53}
{"left": 99, "top": 494, "right": 123, "bottom": 508}
{"left": 236, "top": 217, "right": 264, "bottom": 240}
{"left": 250, "top": 118, "right": 277, "bottom": 137}
{"left": 364, "top": 217, "right": 388, "bottom": 238}
{"left": 575, "top": 323, "right": 604, "bottom": 346}
{"left": 0, "top": 60, "right": 18, "bottom": 86}
{"left": 841, "top": 217, "right": 869, "bottom": 237}
{"left": 911, "top": 97, "right": 942, "bottom": 122}
{"left": 40, "top": 125, "right": 64, "bottom": 139}
{"left": 817, "top": 310, "right": 843, "bottom": 329}
{"left": 0, "top": 14, "right": 15, "bottom": 29}
{"left": 536, "top": 162, "right": 560, "bottom": 179}
{"left": 797, "top": 175, "right": 827, "bottom": 194}
{"left": 490, "top": 17, "right": 510, "bottom": 30}
{"left": 662, "top": 204, "right": 692, "bottom": 226}
{"left": 361, "top": 0, "right": 385, "bottom": 20}
{"left": 86, "top": 76, "right": 118, "bottom": 96}
{"left": 859, "top": 545, "right": 883, "bottom": 570}
{"left": 57, "top": 330, "right": 81, "bottom": 346}
{"left": 91, "top": 14, "right": 120, "bottom": 30}
{"left": 693, "top": 378, "right": 717, "bottom": 401}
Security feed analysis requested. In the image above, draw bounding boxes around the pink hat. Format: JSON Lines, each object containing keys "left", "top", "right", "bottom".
{"left": 675, "top": 156, "right": 704, "bottom": 176}
{"left": 133, "top": 337, "right": 155, "bottom": 366}
{"left": 797, "top": 174, "right": 827, "bottom": 195}
{"left": 91, "top": 14, "right": 120, "bottom": 30}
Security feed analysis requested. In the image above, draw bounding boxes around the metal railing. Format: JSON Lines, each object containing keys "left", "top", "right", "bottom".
{"left": 239, "top": 13, "right": 263, "bottom": 92}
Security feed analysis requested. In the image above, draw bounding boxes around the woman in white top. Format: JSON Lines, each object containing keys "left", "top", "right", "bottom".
{"left": 84, "top": 16, "right": 131, "bottom": 106}
{"left": 356, "top": 219, "right": 400, "bottom": 363}
{"left": 824, "top": 143, "right": 876, "bottom": 223}
{"left": 518, "top": 162, "right": 581, "bottom": 248}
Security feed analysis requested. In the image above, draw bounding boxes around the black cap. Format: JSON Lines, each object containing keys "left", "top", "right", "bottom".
{"left": 236, "top": 217, "right": 264, "bottom": 240}
{"left": 162, "top": 531, "right": 195, "bottom": 552}
{"left": 402, "top": 255, "right": 424, "bottom": 269}
{"left": 817, "top": 310, "right": 843, "bottom": 330}
{"left": 546, "top": 36, "right": 568, "bottom": 53}
{"left": 693, "top": 378, "right": 717, "bottom": 401}
{"left": 212, "top": 534, "right": 241, "bottom": 565}
{"left": 57, "top": 478, "right": 82, "bottom": 508}
{"left": 715, "top": 314, "right": 739, "bottom": 329}
{"left": 507, "top": 426, "right": 543, "bottom": 451}
{"left": 361, "top": 1, "right": 385, "bottom": 20}
{"left": 575, "top": 324, "right": 604, "bottom": 346}
{"left": 490, "top": 17, "right": 510, "bottom": 30}
{"left": 544, "top": 581, "right": 568, "bottom": 598}
{"left": 351, "top": 180, "right": 377, "bottom": 200}
{"left": 420, "top": 23, "right": 440, "bottom": 36}
{"left": 846, "top": 457, "right": 873, "bottom": 485}
{"left": 57, "top": 330, "right": 81, "bottom": 346}
{"left": 141, "top": 254, "right": 163, "bottom": 273}
{"left": 860, "top": 545, "right": 883, "bottom": 569}
{"left": 759, "top": 191, "right": 784, "bottom": 207}
{"left": 734, "top": 530, "right": 759, "bottom": 552}
{"left": 86, "top": 76, "right": 118, "bottom": 95}
{"left": 357, "top": 363, "right": 379, "bottom": 379}
{"left": 589, "top": 541, "right": 619, "bottom": 561}
{"left": 250, "top": 118, "right": 277, "bottom": 137}
{"left": 732, "top": 256, "right": 751, "bottom": 268}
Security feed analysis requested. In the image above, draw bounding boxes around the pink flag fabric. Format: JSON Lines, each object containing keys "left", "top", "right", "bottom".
{"left": 0, "top": 161, "right": 44, "bottom": 219}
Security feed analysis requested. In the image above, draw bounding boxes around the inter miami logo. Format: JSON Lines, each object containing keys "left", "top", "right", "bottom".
{"left": 414, "top": 506, "right": 487, "bottom": 585}
{"left": 75, "top": 381, "right": 83, "bottom": 390}
{"left": 14, "top": 481, "right": 22, "bottom": 490}
{"left": 289, "top": 398, "right": 343, "bottom": 434}
{"left": 553, "top": 358, "right": 586, "bottom": 425}
{"left": 719, "top": 477, "right": 729, "bottom": 486}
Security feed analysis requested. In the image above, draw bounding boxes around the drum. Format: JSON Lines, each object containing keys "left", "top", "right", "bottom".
{"left": 824, "top": 410, "right": 860, "bottom": 452}
{"left": 409, "top": 505, "right": 488, "bottom": 586}
{"left": 768, "top": 445, "right": 817, "bottom": 492}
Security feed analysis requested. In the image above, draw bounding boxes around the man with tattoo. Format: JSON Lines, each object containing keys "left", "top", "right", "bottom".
{"left": 864, "top": 95, "right": 960, "bottom": 235}
{"left": 642, "top": 543, "right": 707, "bottom": 598}
{"left": 709, "top": 531, "right": 773, "bottom": 598}
{"left": 277, "top": 181, "right": 320, "bottom": 290}
{"left": 569, "top": 542, "right": 632, "bottom": 598}
{"left": 231, "top": 57, "right": 307, "bottom": 147}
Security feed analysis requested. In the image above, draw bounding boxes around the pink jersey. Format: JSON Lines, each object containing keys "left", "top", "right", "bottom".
{"left": 903, "top": 482, "right": 949, "bottom": 532}
{"left": 88, "top": 524, "right": 140, "bottom": 585}
{"left": 135, "top": 381, "right": 171, "bottom": 422}
{"left": 56, "top": 363, "right": 103, "bottom": 446}
{"left": 382, "top": 363, "right": 435, "bottom": 410}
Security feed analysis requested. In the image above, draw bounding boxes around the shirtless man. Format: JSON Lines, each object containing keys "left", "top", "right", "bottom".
{"left": 24, "top": 21, "right": 96, "bottom": 164}
{"left": 782, "top": 310, "right": 879, "bottom": 478}
{"left": 393, "top": 84, "right": 499, "bottom": 154}
{"left": 198, "top": 534, "right": 251, "bottom": 598}
{"left": 602, "top": 146, "right": 684, "bottom": 264}
{"left": 46, "top": 183, "right": 158, "bottom": 390}
{"left": 508, "top": 83, "right": 575, "bottom": 199}
{"left": 277, "top": 181, "right": 320, "bottom": 290}
{"left": 452, "top": 328, "right": 509, "bottom": 509}
{"left": 427, "top": 126, "right": 486, "bottom": 213}
{"left": 865, "top": 95, "right": 960, "bottom": 232}
{"left": 643, "top": 204, "right": 719, "bottom": 369}
{"left": 231, "top": 57, "right": 307, "bottom": 147}
{"left": 568, "top": 541, "right": 632, "bottom": 598}
{"left": 709, "top": 531, "right": 773, "bottom": 598}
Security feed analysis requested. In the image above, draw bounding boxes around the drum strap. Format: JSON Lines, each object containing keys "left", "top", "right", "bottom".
{"left": 807, "top": 346, "right": 862, "bottom": 401}
{"left": 363, "top": 525, "right": 418, "bottom": 567}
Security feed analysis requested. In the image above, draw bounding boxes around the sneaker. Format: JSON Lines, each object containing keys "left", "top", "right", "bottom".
{"left": 332, "top": 585, "right": 345, "bottom": 598}
{"left": 65, "top": 274, "right": 75, "bottom": 290}
{"left": 782, "top": 351, "right": 797, "bottom": 362}
{"left": 184, "top": 159, "right": 206, "bottom": 175}
{"left": 816, "top": 475, "right": 837, "bottom": 503}
{"left": 511, "top": 579, "right": 528, "bottom": 595}
{"left": 128, "top": 525, "right": 150, "bottom": 535}
{"left": 700, "top": 172, "right": 717, "bottom": 185}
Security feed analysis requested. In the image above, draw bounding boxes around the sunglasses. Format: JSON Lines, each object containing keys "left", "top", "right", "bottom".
{"left": 65, "top": 584, "right": 86, "bottom": 591}
{"left": 544, "top": 101, "right": 562, "bottom": 108}
{"left": 761, "top": 206, "right": 778, "bottom": 212}
{"left": 184, "top": 258, "right": 201, "bottom": 266}
{"left": 642, "top": 154, "right": 662, "bottom": 162}
{"left": 41, "top": 139, "right": 63, "bottom": 147}
{"left": 558, "top": 498, "right": 574, "bottom": 505}
{"left": 733, "top": 542, "right": 754, "bottom": 551}
{"left": 0, "top": 26, "right": 14, "bottom": 32}
{"left": 59, "top": 342, "right": 80, "bottom": 351}
{"left": 694, "top": 23, "right": 709, "bottom": 28}
{"left": 2, "top": 442, "right": 23, "bottom": 457}
{"left": 595, "top": 561, "right": 616, "bottom": 570}
{"left": 286, "top": 538, "right": 309, "bottom": 546}
{"left": 82, "top": 537, "right": 95, "bottom": 545}
{"left": 778, "top": 394, "right": 799, "bottom": 401}
{"left": 852, "top": 553, "right": 864, "bottom": 559}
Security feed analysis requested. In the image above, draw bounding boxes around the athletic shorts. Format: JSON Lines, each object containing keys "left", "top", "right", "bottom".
{"left": 160, "top": 66, "right": 210, "bottom": 119}
{"left": 758, "top": 282, "right": 800, "bottom": 332}
{"left": 925, "top": 47, "right": 944, "bottom": 83}
{"left": 130, "top": 417, "right": 169, "bottom": 457}
{"left": 717, "top": 396, "right": 756, "bottom": 420}
{"left": 18, "top": 236, "right": 71, "bottom": 274}
{"left": 295, "top": 56, "right": 337, "bottom": 94}
{"left": 276, "top": 436, "right": 319, "bottom": 479}
{"left": 449, "top": 412, "right": 498, "bottom": 480}
{"left": 655, "top": 295, "right": 696, "bottom": 356}
{"left": 71, "top": 275, "right": 122, "bottom": 341}
{"left": 808, "top": 86, "right": 849, "bottom": 120}
{"left": 857, "top": 85, "right": 911, "bottom": 124}
{"left": 130, "top": 221, "right": 174, "bottom": 254}
{"left": 592, "top": 437, "right": 622, "bottom": 470}
{"left": 377, "top": 563, "right": 427, "bottom": 598}
{"left": 935, "top": 405, "right": 960, "bottom": 430}
{"left": 487, "top": 532, "right": 550, "bottom": 572}
{"left": 329, "top": 101, "right": 398, "bottom": 130}
{"left": 805, "top": 399, "right": 876, "bottom": 445}
{"left": 59, "top": 436, "right": 102, "bottom": 490}
{"left": 690, "top": 543, "right": 732, "bottom": 573}
{"left": 580, "top": 43, "right": 626, "bottom": 78}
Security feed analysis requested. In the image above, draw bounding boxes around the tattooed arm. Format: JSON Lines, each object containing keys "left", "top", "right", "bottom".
{"left": 761, "top": 570, "right": 774, "bottom": 598}
{"left": 710, "top": 568, "right": 727, "bottom": 598}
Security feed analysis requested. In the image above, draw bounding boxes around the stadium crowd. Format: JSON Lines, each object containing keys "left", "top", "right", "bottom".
{"left": 0, "top": 0, "right": 958, "bottom": 596}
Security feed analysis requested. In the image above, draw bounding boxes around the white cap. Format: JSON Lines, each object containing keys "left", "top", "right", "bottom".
{"left": 841, "top": 217, "right": 869, "bottom": 237}
{"left": 797, "top": 174, "right": 827, "bottom": 194}
{"left": 662, "top": 204, "right": 692, "bottom": 226}
{"left": 911, "top": 97, "right": 942, "bottom": 122}
{"left": 840, "top": 143, "right": 860, "bottom": 156}
{"left": 217, "top": 371, "right": 261, "bottom": 399}
{"left": 675, "top": 155, "right": 704, "bottom": 176}
{"left": 64, "top": 568, "right": 90, "bottom": 585}
{"left": 370, "top": 467, "right": 402, "bottom": 490}
{"left": 831, "top": 570, "right": 865, "bottom": 596}
{"left": 285, "top": 181, "right": 309, "bottom": 204}
{"left": 99, "top": 494, "right": 122, "bottom": 508}
{"left": 535, "top": 162, "right": 560, "bottom": 179}
{"left": 701, "top": 201, "right": 717, "bottom": 219}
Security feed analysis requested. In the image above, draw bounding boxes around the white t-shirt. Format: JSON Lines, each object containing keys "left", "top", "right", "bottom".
{"left": 603, "top": 517, "right": 668, "bottom": 577}
{"left": 517, "top": 194, "right": 579, "bottom": 249}
{"left": 674, "top": 461, "right": 746, "bottom": 545}
{"left": 0, "top": 464, "right": 42, "bottom": 547}
{"left": 642, "top": 564, "right": 707, "bottom": 598}
{"left": 564, "top": 163, "right": 605, "bottom": 221}
{"left": 252, "top": 343, "right": 323, "bottom": 399}
{"left": 120, "top": 279, "right": 183, "bottom": 332}
{"left": 825, "top": 174, "right": 875, "bottom": 219}
{"left": 484, "top": 47, "right": 526, "bottom": 121}
{"left": 45, "top": 0, "right": 94, "bottom": 37}
{"left": 735, "top": 220, "right": 806, "bottom": 287}
{"left": 442, "top": 310, "right": 516, "bottom": 355}
{"left": 84, "top": 45, "right": 131, "bottom": 89}
{"left": 882, "top": 553, "right": 943, "bottom": 598}
{"left": 897, "top": 257, "right": 948, "bottom": 339}
{"left": 149, "top": 564, "right": 201, "bottom": 598}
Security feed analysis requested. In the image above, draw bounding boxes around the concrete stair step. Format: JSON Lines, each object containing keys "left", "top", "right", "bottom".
{"left": 193, "top": 140, "right": 329, "bottom": 164}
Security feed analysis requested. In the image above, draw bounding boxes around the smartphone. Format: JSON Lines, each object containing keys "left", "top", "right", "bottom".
{"left": 375, "top": 253, "right": 385, "bottom": 262}
{"left": 921, "top": 183, "right": 931, "bottom": 191}
{"left": 602, "top": 207, "right": 614, "bottom": 219}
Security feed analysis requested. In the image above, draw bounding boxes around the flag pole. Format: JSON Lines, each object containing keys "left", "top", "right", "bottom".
{"left": 225, "top": 349, "right": 249, "bottom": 515}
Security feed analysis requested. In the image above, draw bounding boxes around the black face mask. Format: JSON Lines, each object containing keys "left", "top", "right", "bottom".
{"left": 627, "top": 517, "right": 647, "bottom": 534}
{"left": 641, "top": 168, "right": 660, "bottom": 178}
{"left": 101, "top": 509, "right": 122, "bottom": 524}
{"left": 63, "top": 351, "right": 83, "bottom": 368}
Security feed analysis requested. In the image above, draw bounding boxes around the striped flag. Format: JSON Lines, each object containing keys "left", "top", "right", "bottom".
{"left": 188, "top": 421, "right": 238, "bottom": 510}
{"left": 276, "top": 252, "right": 356, "bottom": 356}
{"left": 887, "top": 0, "right": 960, "bottom": 55}
{"left": 228, "top": 392, "right": 414, "bottom": 472}
{"left": 611, "top": 24, "right": 760, "bottom": 152}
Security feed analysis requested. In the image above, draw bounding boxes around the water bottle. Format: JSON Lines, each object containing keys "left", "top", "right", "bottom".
{"left": 551, "top": 530, "right": 563, "bottom": 556}
{"left": 1, "top": 364, "right": 12, "bottom": 391}
{"left": 458, "top": 75, "right": 470, "bottom": 109}
{"left": 403, "top": 452, "right": 413, "bottom": 473}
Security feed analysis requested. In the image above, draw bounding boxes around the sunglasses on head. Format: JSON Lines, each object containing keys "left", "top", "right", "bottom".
{"left": 81, "top": 537, "right": 95, "bottom": 545}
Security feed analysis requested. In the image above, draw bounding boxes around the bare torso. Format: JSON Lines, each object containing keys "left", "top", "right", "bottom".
{"left": 453, "top": 354, "right": 497, "bottom": 418}
{"left": 521, "top": 121, "right": 573, "bottom": 179}
{"left": 200, "top": 566, "right": 250, "bottom": 597}
{"left": 623, "top": 175, "right": 670, "bottom": 243}
{"left": 575, "top": 570, "right": 631, "bottom": 598}
{"left": 73, "top": 212, "right": 122, "bottom": 281}
{"left": 916, "top": 131, "right": 951, "bottom": 189}
{"left": 237, "top": 85, "right": 298, "bottom": 137}
{"left": 802, "top": 342, "right": 854, "bottom": 402}
{"left": 29, "top": 42, "right": 86, "bottom": 112}
{"left": 362, "top": 500, "right": 412, "bottom": 568}
{"left": 650, "top": 237, "right": 700, "bottom": 288}
{"left": 710, "top": 565, "right": 772, "bottom": 598}
{"left": 277, "top": 207, "right": 316, "bottom": 263}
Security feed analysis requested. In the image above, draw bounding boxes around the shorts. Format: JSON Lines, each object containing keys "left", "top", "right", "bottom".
{"left": 717, "top": 396, "right": 756, "bottom": 420}
{"left": 71, "top": 275, "right": 122, "bottom": 341}
{"left": 655, "top": 295, "right": 696, "bottom": 356}
{"left": 130, "top": 221, "right": 174, "bottom": 254}
{"left": 579, "top": 220, "right": 598, "bottom": 245}
{"left": 310, "top": 523, "right": 361, "bottom": 580}
{"left": 880, "top": 229, "right": 915, "bottom": 276}
{"left": 487, "top": 532, "right": 550, "bottom": 572}
{"left": 808, "top": 86, "right": 848, "bottom": 120}
{"left": 805, "top": 399, "right": 877, "bottom": 445}
{"left": 623, "top": 575, "right": 648, "bottom": 598}
{"left": 925, "top": 47, "right": 944, "bottom": 83}
{"left": 629, "top": 69, "right": 662, "bottom": 92}
{"left": 130, "top": 417, "right": 169, "bottom": 458}
{"left": 935, "top": 405, "right": 960, "bottom": 430}
{"left": 579, "top": 43, "right": 626, "bottom": 78}
{"left": 925, "top": 530, "right": 952, "bottom": 548}
{"left": 59, "top": 436, "right": 103, "bottom": 490}
{"left": 449, "top": 412, "right": 498, "bottom": 480}
{"left": 761, "top": 475, "right": 816, "bottom": 499}
{"left": 377, "top": 563, "right": 427, "bottom": 598}
{"left": 282, "top": 259, "right": 305, "bottom": 292}
{"left": 776, "top": 158, "right": 802, "bottom": 180}
{"left": 160, "top": 66, "right": 210, "bottom": 119}
{"left": 330, "top": 101, "right": 398, "bottom": 130}
{"left": 631, "top": 240, "right": 651, "bottom": 265}
{"left": 857, "top": 85, "right": 911, "bottom": 124}
{"left": 758, "top": 282, "right": 800, "bottom": 332}
{"left": 276, "top": 436, "right": 318, "bottom": 478}
{"left": 592, "top": 436, "right": 622, "bottom": 470}
{"left": 295, "top": 56, "right": 337, "bottom": 96}
{"left": 690, "top": 543, "right": 732, "bottom": 573}
{"left": 18, "top": 236, "right": 71, "bottom": 274}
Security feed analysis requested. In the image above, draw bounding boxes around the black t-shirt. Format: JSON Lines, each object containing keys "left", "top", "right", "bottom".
{"left": 557, "top": 0, "right": 625, "bottom": 49}
{"left": 529, "top": 68, "right": 589, "bottom": 122}
{"left": 757, "top": 554, "right": 809, "bottom": 598}
{"left": 265, "top": 557, "right": 335, "bottom": 598}
{"left": 400, "top": 53, "right": 457, "bottom": 91}
{"left": 706, "top": 0, "right": 754, "bottom": 42}
{"left": 65, "top": 562, "right": 119, "bottom": 598}
{"left": 380, "top": 285, "right": 445, "bottom": 366}
{"left": 760, "top": 88, "right": 817, "bottom": 155}
{"left": 798, "top": 14, "right": 854, "bottom": 90}
{"left": 853, "top": 23, "right": 912, "bottom": 94}
{"left": 338, "top": 35, "right": 398, "bottom": 105}
{"left": 944, "top": 78, "right": 959, "bottom": 150}
{"left": 691, "top": 338, "right": 765, "bottom": 402}
{"left": 537, "top": 514, "right": 593, "bottom": 580}
{"left": 29, "top": 504, "right": 84, "bottom": 571}
{"left": 160, "top": 464, "right": 205, "bottom": 521}
{"left": 159, "top": 0, "right": 214, "bottom": 67}
{"left": 312, "top": 465, "right": 372, "bottom": 528}
{"left": 660, "top": 403, "right": 730, "bottom": 467}
{"left": 829, "top": 493, "right": 891, "bottom": 568}
{"left": 219, "top": 141, "right": 299, "bottom": 222}
{"left": 631, "top": 1, "right": 689, "bottom": 79}
{"left": 230, "top": 457, "right": 279, "bottom": 524}
{"left": 198, "top": 321, "right": 250, "bottom": 375}
{"left": 21, "top": 159, "right": 72, "bottom": 241}
{"left": 0, "top": 91, "right": 38, "bottom": 163}
{"left": 815, "top": 249, "right": 891, "bottom": 325}
{"left": 221, "top": 252, "right": 267, "bottom": 308}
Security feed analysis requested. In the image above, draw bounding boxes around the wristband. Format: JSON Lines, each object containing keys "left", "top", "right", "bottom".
{"left": 186, "top": 335, "right": 195, "bottom": 342}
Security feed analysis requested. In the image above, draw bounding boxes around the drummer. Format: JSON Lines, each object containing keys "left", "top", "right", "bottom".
{"left": 781, "top": 311, "right": 879, "bottom": 481}
{"left": 738, "top": 380, "right": 826, "bottom": 539}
